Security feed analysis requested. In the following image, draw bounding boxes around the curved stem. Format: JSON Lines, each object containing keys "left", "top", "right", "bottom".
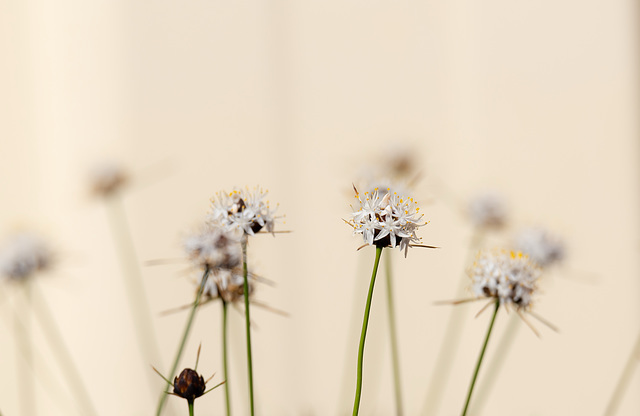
{"left": 461, "top": 300, "right": 499, "bottom": 416}
{"left": 241, "top": 237, "right": 255, "bottom": 416}
{"left": 385, "top": 254, "right": 403, "bottom": 416}
{"left": 156, "top": 267, "right": 210, "bottom": 416}
{"left": 352, "top": 247, "right": 383, "bottom": 416}
{"left": 222, "top": 300, "right": 231, "bottom": 416}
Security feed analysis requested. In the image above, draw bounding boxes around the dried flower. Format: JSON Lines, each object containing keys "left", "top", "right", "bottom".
{"left": 348, "top": 187, "right": 425, "bottom": 255}
{"left": 467, "top": 192, "right": 507, "bottom": 229}
{"left": 512, "top": 227, "right": 565, "bottom": 268}
{"left": 208, "top": 187, "right": 277, "bottom": 236}
{"left": 184, "top": 226, "right": 242, "bottom": 270}
{"left": 89, "top": 160, "right": 128, "bottom": 196}
{"left": 0, "top": 232, "right": 53, "bottom": 281}
{"left": 469, "top": 250, "right": 540, "bottom": 311}
{"left": 173, "top": 368, "right": 206, "bottom": 403}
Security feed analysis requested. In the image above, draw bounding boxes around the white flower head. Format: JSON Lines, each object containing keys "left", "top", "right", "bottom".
{"left": 468, "top": 191, "right": 508, "bottom": 229}
{"left": 201, "top": 267, "right": 254, "bottom": 303}
{"left": 512, "top": 227, "right": 565, "bottom": 268}
{"left": 208, "top": 187, "right": 277, "bottom": 236}
{"left": 184, "top": 226, "right": 241, "bottom": 270}
{"left": 89, "top": 160, "right": 128, "bottom": 196}
{"left": 348, "top": 186, "right": 425, "bottom": 256}
{"left": 469, "top": 250, "right": 541, "bottom": 311}
{"left": 0, "top": 232, "right": 53, "bottom": 281}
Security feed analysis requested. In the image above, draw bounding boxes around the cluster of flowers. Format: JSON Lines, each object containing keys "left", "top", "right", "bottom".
{"left": 184, "top": 186, "right": 277, "bottom": 302}
{"left": 469, "top": 250, "right": 541, "bottom": 311}
{"left": 349, "top": 187, "right": 425, "bottom": 255}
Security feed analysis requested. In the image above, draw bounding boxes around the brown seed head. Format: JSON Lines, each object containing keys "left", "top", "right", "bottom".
{"left": 173, "top": 368, "right": 206, "bottom": 403}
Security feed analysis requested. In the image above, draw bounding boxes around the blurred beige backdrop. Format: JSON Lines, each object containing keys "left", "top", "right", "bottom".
{"left": 0, "top": 1, "right": 638, "bottom": 415}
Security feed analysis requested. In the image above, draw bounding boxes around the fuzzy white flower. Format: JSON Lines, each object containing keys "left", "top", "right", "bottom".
{"left": 348, "top": 187, "right": 425, "bottom": 255}
{"left": 512, "top": 227, "right": 565, "bottom": 268}
{"left": 208, "top": 187, "right": 277, "bottom": 236}
{"left": 469, "top": 250, "right": 540, "bottom": 311}
{"left": 0, "top": 232, "right": 53, "bottom": 281}
{"left": 89, "top": 160, "right": 128, "bottom": 196}
{"left": 201, "top": 267, "right": 254, "bottom": 304}
{"left": 184, "top": 226, "right": 241, "bottom": 270}
{"left": 468, "top": 191, "right": 507, "bottom": 228}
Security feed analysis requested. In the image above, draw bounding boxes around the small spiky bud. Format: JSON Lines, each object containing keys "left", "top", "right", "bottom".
{"left": 89, "top": 161, "right": 128, "bottom": 196}
{"left": 173, "top": 368, "right": 206, "bottom": 403}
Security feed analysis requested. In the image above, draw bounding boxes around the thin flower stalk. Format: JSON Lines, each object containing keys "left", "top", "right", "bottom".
{"left": 16, "top": 281, "right": 35, "bottom": 416}
{"left": 222, "top": 300, "right": 232, "bottom": 416}
{"left": 156, "top": 267, "right": 211, "bottom": 416}
{"left": 241, "top": 237, "right": 255, "bottom": 416}
{"left": 461, "top": 300, "right": 500, "bottom": 416}
{"left": 469, "top": 314, "right": 520, "bottom": 414}
{"left": 384, "top": 254, "right": 403, "bottom": 416}
{"left": 352, "top": 246, "right": 383, "bottom": 416}
{"left": 105, "top": 194, "right": 161, "bottom": 394}
{"left": 603, "top": 332, "right": 640, "bottom": 416}
{"left": 31, "top": 283, "right": 99, "bottom": 416}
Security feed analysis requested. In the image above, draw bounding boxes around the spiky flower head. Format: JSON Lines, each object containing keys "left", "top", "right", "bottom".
{"left": 184, "top": 226, "right": 241, "bottom": 270}
{"left": 173, "top": 368, "right": 206, "bottom": 403}
{"left": 467, "top": 191, "right": 507, "bottom": 229}
{"left": 89, "top": 160, "right": 128, "bottom": 196}
{"left": 208, "top": 187, "right": 277, "bottom": 236}
{"left": 512, "top": 227, "right": 565, "bottom": 268}
{"left": 348, "top": 186, "right": 425, "bottom": 255}
{"left": 469, "top": 250, "right": 541, "bottom": 310}
{"left": 0, "top": 232, "right": 53, "bottom": 281}
{"left": 201, "top": 267, "right": 254, "bottom": 303}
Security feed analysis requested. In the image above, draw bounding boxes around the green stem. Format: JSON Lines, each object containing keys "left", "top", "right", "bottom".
{"left": 352, "top": 246, "right": 383, "bottom": 416}
{"left": 156, "top": 267, "right": 210, "bottom": 416}
{"left": 222, "top": 300, "right": 231, "bottom": 416}
{"left": 470, "top": 314, "right": 520, "bottom": 414}
{"left": 603, "top": 332, "right": 640, "bottom": 415}
{"left": 188, "top": 401, "right": 195, "bottom": 416}
{"left": 241, "top": 237, "right": 255, "bottom": 416}
{"left": 461, "top": 300, "right": 500, "bottom": 416}
{"left": 384, "top": 254, "right": 403, "bottom": 416}
{"left": 31, "top": 282, "right": 99, "bottom": 416}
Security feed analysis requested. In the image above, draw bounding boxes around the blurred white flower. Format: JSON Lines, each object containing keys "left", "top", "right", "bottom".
{"left": 348, "top": 187, "right": 425, "bottom": 255}
{"left": 467, "top": 191, "right": 507, "bottom": 229}
{"left": 469, "top": 250, "right": 540, "bottom": 311}
{"left": 512, "top": 227, "right": 565, "bottom": 268}
{"left": 0, "top": 232, "right": 53, "bottom": 281}
{"left": 208, "top": 187, "right": 277, "bottom": 236}
{"left": 89, "top": 160, "right": 128, "bottom": 196}
{"left": 184, "top": 226, "right": 242, "bottom": 270}
{"left": 202, "top": 267, "right": 253, "bottom": 304}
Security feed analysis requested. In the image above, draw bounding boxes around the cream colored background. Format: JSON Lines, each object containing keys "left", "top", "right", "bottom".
{"left": 0, "top": 1, "right": 638, "bottom": 415}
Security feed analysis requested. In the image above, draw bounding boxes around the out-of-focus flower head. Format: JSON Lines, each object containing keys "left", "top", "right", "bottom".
{"left": 184, "top": 226, "right": 241, "bottom": 270}
{"left": 89, "top": 160, "right": 128, "bottom": 196}
{"left": 348, "top": 186, "right": 425, "bottom": 256}
{"left": 0, "top": 232, "right": 53, "bottom": 281}
{"left": 512, "top": 227, "right": 565, "bottom": 268}
{"left": 469, "top": 250, "right": 540, "bottom": 311}
{"left": 467, "top": 191, "right": 508, "bottom": 229}
{"left": 208, "top": 187, "right": 277, "bottom": 236}
{"left": 201, "top": 267, "right": 254, "bottom": 304}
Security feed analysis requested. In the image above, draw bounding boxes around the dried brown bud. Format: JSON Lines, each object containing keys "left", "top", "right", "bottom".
{"left": 173, "top": 368, "right": 206, "bottom": 403}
